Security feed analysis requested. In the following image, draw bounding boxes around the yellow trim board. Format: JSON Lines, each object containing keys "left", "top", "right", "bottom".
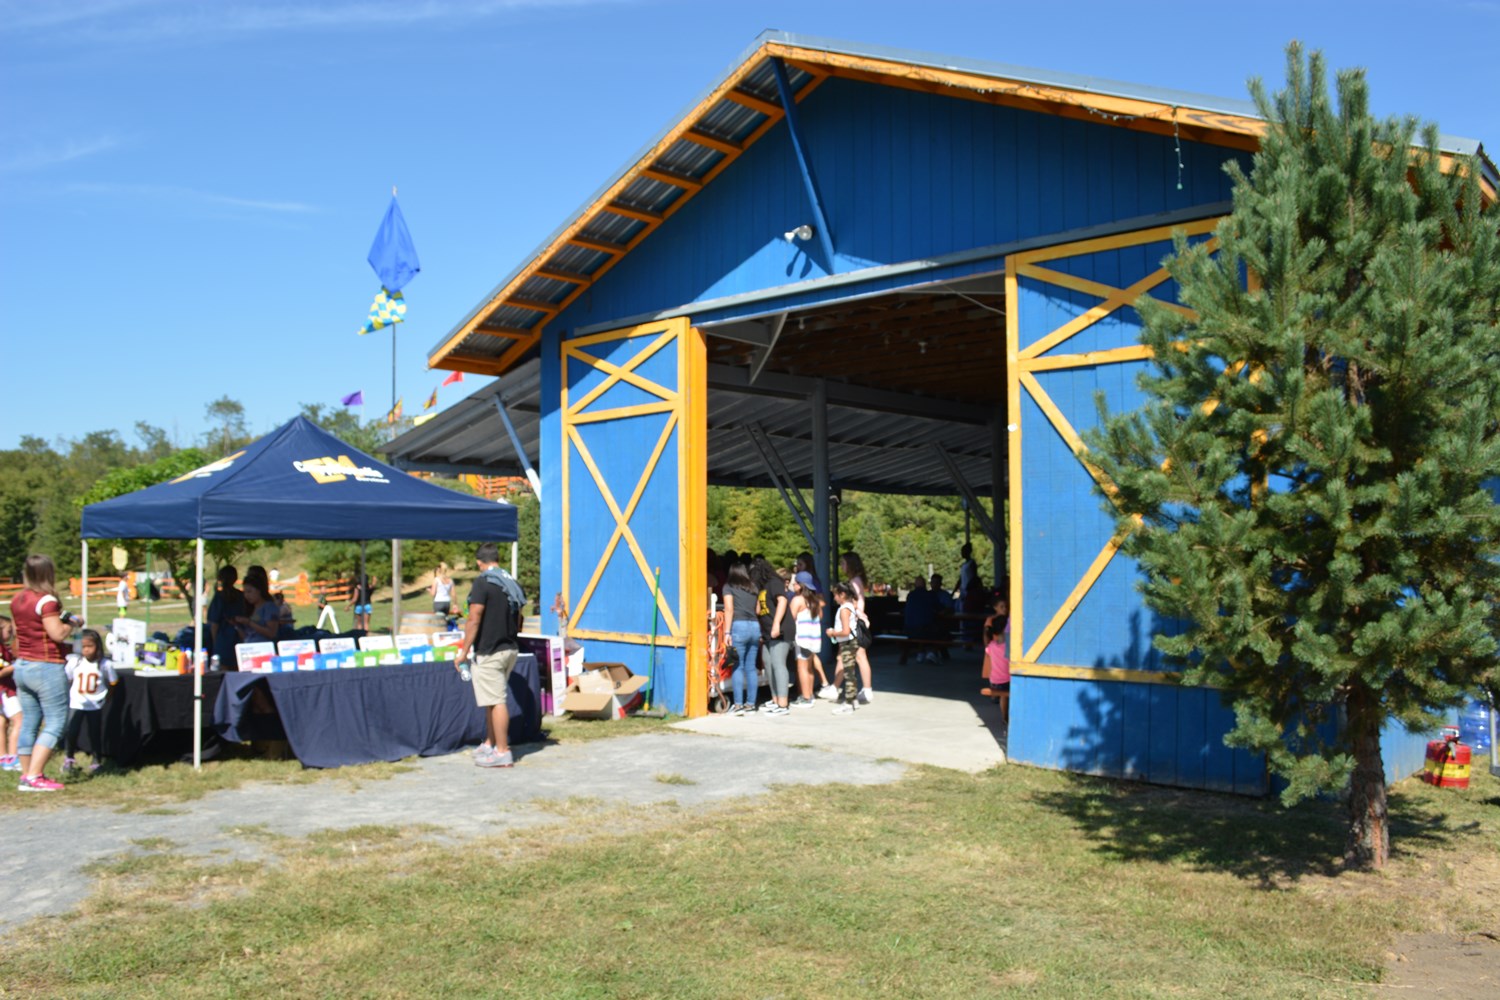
{"left": 1023, "top": 533, "right": 1125, "bottom": 664}
{"left": 1010, "top": 217, "right": 1221, "bottom": 267}
{"left": 570, "top": 629, "right": 689, "bottom": 648}
{"left": 682, "top": 325, "right": 709, "bottom": 717}
{"left": 1004, "top": 262, "right": 1024, "bottom": 663}
{"left": 564, "top": 418, "right": 682, "bottom": 637}
{"left": 1011, "top": 662, "right": 1189, "bottom": 687}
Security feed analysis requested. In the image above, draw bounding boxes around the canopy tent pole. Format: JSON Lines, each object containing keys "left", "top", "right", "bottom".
{"left": 359, "top": 540, "right": 367, "bottom": 630}
{"left": 81, "top": 540, "right": 89, "bottom": 627}
{"left": 192, "top": 537, "right": 204, "bottom": 771}
{"left": 144, "top": 542, "right": 152, "bottom": 636}
{"left": 511, "top": 541, "right": 518, "bottom": 579}
{"left": 392, "top": 539, "right": 403, "bottom": 636}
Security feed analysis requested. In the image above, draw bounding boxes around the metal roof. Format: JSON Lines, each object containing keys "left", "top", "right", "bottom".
{"left": 386, "top": 357, "right": 998, "bottom": 498}
{"left": 427, "top": 29, "right": 1496, "bottom": 377}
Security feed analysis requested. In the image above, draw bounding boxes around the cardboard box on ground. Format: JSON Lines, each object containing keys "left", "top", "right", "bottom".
{"left": 564, "top": 663, "right": 647, "bottom": 719}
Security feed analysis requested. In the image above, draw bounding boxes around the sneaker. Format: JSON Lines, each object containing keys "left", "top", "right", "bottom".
{"left": 473, "top": 745, "right": 498, "bottom": 766}
{"left": 728, "top": 703, "right": 745, "bottom": 716}
{"left": 831, "top": 703, "right": 856, "bottom": 715}
{"left": 0, "top": 756, "right": 18, "bottom": 772}
{"left": 764, "top": 704, "right": 789, "bottom": 716}
{"left": 477, "top": 749, "right": 514, "bottom": 768}
{"left": 858, "top": 688, "right": 874, "bottom": 705}
{"left": 816, "top": 685, "right": 837, "bottom": 701}
{"left": 790, "top": 697, "right": 814, "bottom": 708}
{"left": 87, "top": 762, "right": 103, "bottom": 775}
{"left": 61, "top": 756, "right": 77, "bottom": 774}
{"left": 18, "top": 774, "right": 64, "bottom": 792}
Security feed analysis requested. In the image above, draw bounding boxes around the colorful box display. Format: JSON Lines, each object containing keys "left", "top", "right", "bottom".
{"left": 234, "top": 642, "right": 277, "bottom": 673}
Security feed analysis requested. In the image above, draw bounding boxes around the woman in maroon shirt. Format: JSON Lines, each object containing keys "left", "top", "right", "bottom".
{"left": 11, "top": 554, "right": 80, "bottom": 792}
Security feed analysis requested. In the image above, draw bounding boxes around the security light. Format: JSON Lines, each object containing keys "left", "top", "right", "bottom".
{"left": 783, "top": 224, "right": 814, "bottom": 243}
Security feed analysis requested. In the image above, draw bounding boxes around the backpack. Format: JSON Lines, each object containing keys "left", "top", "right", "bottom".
{"left": 480, "top": 567, "right": 527, "bottom": 617}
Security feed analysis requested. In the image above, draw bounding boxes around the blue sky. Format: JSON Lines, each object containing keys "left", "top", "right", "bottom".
{"left": 2, "top": 0, "right": 1495, "bottom": 451}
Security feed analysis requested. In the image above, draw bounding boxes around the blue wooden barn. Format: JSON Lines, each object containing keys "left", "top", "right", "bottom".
{"left": 392, "top": 32, "right": 1497, "bottom": 791}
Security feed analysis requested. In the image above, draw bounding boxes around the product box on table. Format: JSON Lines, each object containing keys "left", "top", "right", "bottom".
{"left": 317, "top": 636, "right": 357, "bottom": 668}
{"left": 277, "top": 639, "right": 316, "bottom": 670}
{"left": 564, "top": 662, "right": 647, "bottom": 720}
{"left": 396, "top": 634, "right": 431, "bottom": 663}
{"left": 235, "top": 642, "right": 277, "bottom": 673}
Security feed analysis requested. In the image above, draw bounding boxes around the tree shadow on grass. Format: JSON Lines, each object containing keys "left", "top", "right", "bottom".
{"left": 1030, "top": 775, "right": 1468, "bottom": 889}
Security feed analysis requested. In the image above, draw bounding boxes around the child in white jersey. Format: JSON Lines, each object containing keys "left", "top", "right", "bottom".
{"left": 63, "top": 629, "right": 118, "bottom": 773}
{"left": 790, "top": 573, "right": 831, "bottom": 705}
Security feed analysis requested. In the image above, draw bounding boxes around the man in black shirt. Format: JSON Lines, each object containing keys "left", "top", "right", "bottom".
{"left": 455, "top": 542, "right": 522, "bottom": 768}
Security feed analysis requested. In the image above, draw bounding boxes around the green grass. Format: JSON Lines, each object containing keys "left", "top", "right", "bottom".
{"left": 10, "top": 760, "right": 1497, "bottom": 998}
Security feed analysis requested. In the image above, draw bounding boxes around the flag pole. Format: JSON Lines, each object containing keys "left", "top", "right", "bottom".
{"left": 390, "top": 184, "right": 398, "bottom": 439}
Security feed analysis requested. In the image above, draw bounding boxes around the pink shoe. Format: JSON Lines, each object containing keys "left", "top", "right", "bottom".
{"left": 17, "top": 774, "right": 64, "bottom": 792}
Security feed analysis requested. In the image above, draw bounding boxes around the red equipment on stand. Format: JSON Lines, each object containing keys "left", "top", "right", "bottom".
{"left": 1421, "top": 727, "right": 1472, "bottom": 790}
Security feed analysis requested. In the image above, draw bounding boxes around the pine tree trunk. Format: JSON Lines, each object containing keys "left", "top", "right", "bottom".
{"left": 1346, "top": 681, "right": 1390, "bottom": 869}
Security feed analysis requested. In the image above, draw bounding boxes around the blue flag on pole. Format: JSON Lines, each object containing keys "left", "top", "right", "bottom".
{"left": 341, "top": 390, "right": 364, "bottom": 406}
{"left": 367, "top": 197, "right": 420, "bottom": 293}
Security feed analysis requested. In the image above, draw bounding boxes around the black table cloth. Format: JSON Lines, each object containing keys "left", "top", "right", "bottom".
{"left": 213, "top": 655, "right": 540, "bottom": 768}
{"left": 77, "top": 669, "right": 225, "bottom": 763}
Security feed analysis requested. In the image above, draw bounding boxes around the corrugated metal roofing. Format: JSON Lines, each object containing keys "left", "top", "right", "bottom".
{"left": 387, "top": 358, "right": 995, "bottom": 497}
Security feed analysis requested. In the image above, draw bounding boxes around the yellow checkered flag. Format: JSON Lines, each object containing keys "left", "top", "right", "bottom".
{"left": 359, "top": 287, "right": 406, "bottom": 335}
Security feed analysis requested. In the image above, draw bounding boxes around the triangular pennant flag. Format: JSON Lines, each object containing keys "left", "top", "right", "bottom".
{"left": 368, "top": 196, "right": 420, "bottom": 293}
{"left": 424, "top": 387, "right": 438, "bottom": 411}
{"left": 386, "top": 398, "right": 404, "bottom": 424}
{"left": 441, "top": 371, "right": 464, "bottom": 387}
{"left": 413, "top": 413, "right": 436, "bottom": 427}
{"left": 359, "top": 288, "right": 406, "bottom": 335}
{"left": 341, "top": 390, "right": 364, "bottom": 407}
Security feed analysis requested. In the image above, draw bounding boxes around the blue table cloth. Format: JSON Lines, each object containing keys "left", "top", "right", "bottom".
{"left": 214, "top": 655, "right": 540, "bottom": 768}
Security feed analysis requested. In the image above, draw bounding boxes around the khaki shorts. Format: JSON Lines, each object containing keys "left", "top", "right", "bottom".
{"left": 471, "top": 647, "right": 518, "bottom": 707}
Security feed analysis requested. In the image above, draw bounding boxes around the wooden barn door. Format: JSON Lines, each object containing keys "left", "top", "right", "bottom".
{"left": 560, "top": 317, "right": 707, "bottom": 715}
{"left": 1003, "top": 216, "right": 1262, "bottom": 793}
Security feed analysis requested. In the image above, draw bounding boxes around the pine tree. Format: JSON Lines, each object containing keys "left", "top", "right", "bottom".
{"left": 1086, "top": 45, "right": 1500, "bottom": 869}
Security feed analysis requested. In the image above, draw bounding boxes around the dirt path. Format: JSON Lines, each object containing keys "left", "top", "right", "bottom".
{"left": 1, "top": 731, "right": 904, "bottom": 927}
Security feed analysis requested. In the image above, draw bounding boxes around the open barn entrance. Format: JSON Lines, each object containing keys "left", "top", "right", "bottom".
{"left": 674, "top": 272, "right": 1013, "bottom": 770}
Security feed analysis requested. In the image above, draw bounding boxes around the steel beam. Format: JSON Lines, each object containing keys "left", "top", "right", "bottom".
{"left": 934, "top": 444, "right": 997, "bottom": 540}
{"left": 770, "top": 57, "right": 837, "bottom": 264}
{"left": 493, "top": 395, "right": 542, "bottom": 499}
{"left": 748, "top": 312, "right": 788, "bottom": 384}
{"left": 744, "top": 425, "right": 815, "bottom": 550}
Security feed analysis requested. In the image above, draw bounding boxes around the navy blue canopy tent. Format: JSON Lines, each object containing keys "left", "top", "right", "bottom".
{"left": 82, "top": 415, "right": 517, "bottom": 542}
{"left": 80, "top": 416, "right": 518, "bottom": 766}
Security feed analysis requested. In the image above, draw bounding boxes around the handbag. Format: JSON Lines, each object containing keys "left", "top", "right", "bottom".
{"left": 854, "top": 615, "right": 873, "bottom": 650}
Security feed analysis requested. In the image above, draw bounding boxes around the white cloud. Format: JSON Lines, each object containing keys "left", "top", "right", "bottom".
{"left": 65, "top": 181, "right": 319, "bottom": 214}
{"left": 0, "top": 135, "right": 126, "bottom": 173}
{"left": 0, "top": 0, "right": 638, "bottom": 45}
